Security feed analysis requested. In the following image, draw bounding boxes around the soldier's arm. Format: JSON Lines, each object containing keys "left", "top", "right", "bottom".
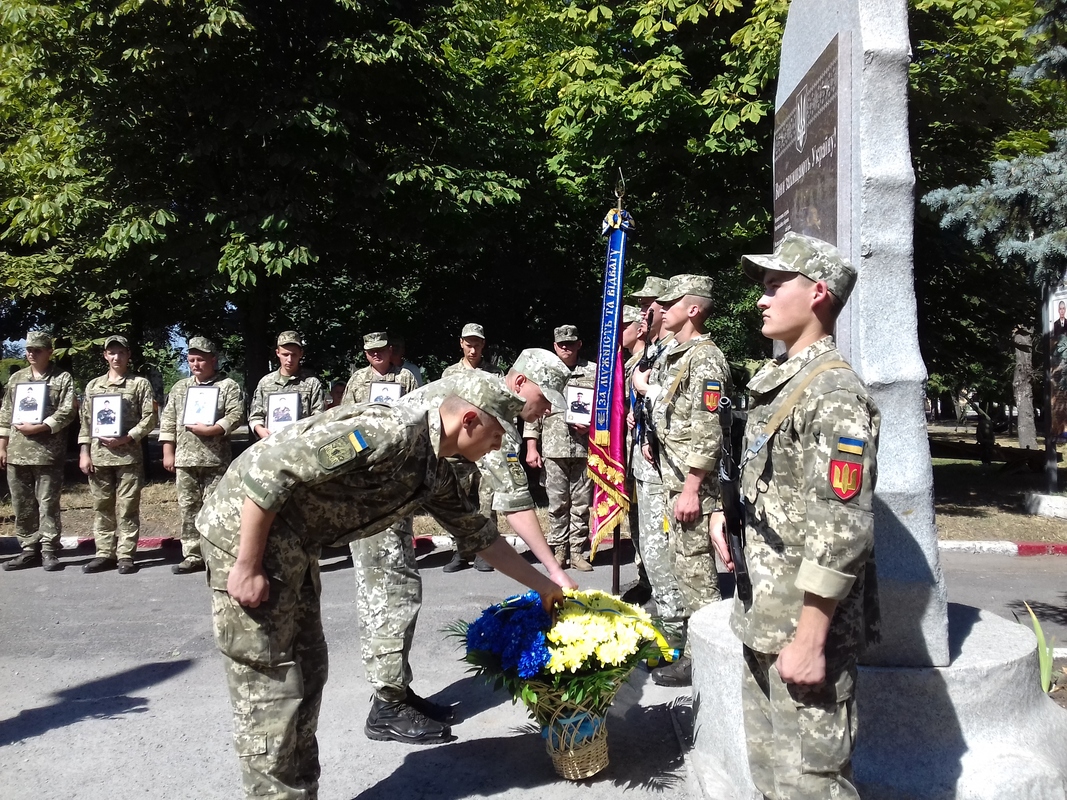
{"left": 77, "top": 379, "right": 94, "bottom": 447}
{"left": 504, "top": 508, "right": 577, "bottom": 589}
{"left": 247, "top": 378, "right": 268, "bottom": 436}
{"left": 400, "top": 369, "right": 419, "bottom": 395}
{"left": 217, "top": 380, "right": 245, "bottom": 435}
{"left": 676, "top": 351, "right": 730, "bottom": 520}
{"left": 159, "top": 384, "right": 179, "bottom": 442}
{"left": 775, "top": 594, "right": 838, "bottom": 685}
{"left": 307, "top": 377, "right": 326, "bottom": 416}
{"left": 45, "top": 372, "right": 77, "bottom": 433}
{"left": 341, "top": 373, "right": 360, "bottom": 405}
{"left": 128, "top": 378, "right": 158, "bottom": 442}
{"left": 0, "top": 375, "right": 13, "bottom": 466}
{"left": 226, "top": 496, "right": 276, "bottom": 607}
{"left": 522, "top": 417, "right": 543, "bottom": 468}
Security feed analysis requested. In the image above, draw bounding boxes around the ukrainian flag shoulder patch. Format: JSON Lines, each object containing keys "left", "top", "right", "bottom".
{"left": 318, "top": 428, "right": 371, "bottom": 471}
{"left": 836, "top": 436, "right": 865, "bottom": 456}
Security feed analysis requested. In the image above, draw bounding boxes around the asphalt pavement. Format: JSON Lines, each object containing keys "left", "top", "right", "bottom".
{"left": 0, "top": 540, "right": 1063, "bottom": 800}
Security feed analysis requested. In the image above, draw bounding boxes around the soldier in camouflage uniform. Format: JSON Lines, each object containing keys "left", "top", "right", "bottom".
{"left": 441, "top": 323, "right": 490, "bottom": 378}
{"left": 352, "top": 351, "right": 578, "bottom": 745}
{"left": 637, "top": 274, "right": 732, "bottom": 687}
{"left": 0, "top": 331, "right": 77, "bottom": 571}
{"left": 523, "top": 325, "right": 597, "bottom": 571}
{"left": 342, "top": 332, "right": 420, "bottom": 404}
{"left": 712, "top": 233, "right": 880, "bottom": 800}
{"left": 78, "top": 335, "right": 158, "bottom": 574}
{"left": 196, "top": 372, "right": 564, "bottom": 800}
{"left": 159, "top": 336, "right": 245, "bottom": 574}
{"left": 248, "top": 331, "right": 326, "bottom": 439}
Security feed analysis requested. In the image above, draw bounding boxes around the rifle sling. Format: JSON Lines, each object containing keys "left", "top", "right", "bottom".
{"left": 743, "top": 360, "right": 852, "bottom": 464}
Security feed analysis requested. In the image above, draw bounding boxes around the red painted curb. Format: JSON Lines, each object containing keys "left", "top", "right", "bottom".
{"left": 1017, "top": 542, "right": 1067, "bottom": 557}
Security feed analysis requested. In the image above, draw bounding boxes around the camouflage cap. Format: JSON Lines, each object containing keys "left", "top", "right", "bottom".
{"left": 553, "top": 324, "right": 580, "bottom": 343}
{"left": 363, "top": 331, "right": 389, "bottom": 350}
{"left": 451, "top": 371, "right": 525, "bottom": 442}
{"left": 630, "top": 275, "right": 669, "bottom": 299}
{"left": 511, "top": 348, "right": 570, "bottom": 411}
{"left": 25, "top": 331, "right": 53, "bottom": 349}
{"left": 276, "top": 330, "right": 303, "bottom": 348}
{"left": 187, "top": 336, "right": 218, "bottom": 354}
{"left": 742, "top": 232, "right": 857, "bottom": 302}
{"left": 623, "top": 305, "right": 642, "bottom": 324}
{"left": 103, "top": 334, "right": 129, "bottom": 350}
{"left": 461, "top": 323, "right": 485, "bottom": 339}
{"left": 657, "top": 274, "right": 715, "bottom": 303}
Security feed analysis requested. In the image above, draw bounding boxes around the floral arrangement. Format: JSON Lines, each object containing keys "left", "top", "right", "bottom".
{"left": 450, "top": 588, "right": 667, "bottom": 725}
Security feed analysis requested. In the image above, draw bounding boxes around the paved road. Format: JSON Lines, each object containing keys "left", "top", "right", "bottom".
{"left": 0, "top": 542, "right": 1063, "bottom": 800}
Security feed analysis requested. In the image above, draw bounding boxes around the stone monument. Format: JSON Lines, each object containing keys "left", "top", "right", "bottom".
{"left": 689, "top": 1, "right": 1067, "bottom": 797}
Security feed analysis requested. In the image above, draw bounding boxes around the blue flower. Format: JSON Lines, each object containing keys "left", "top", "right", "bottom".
{"left": 466, "top": 591, "right": 551, "bottom": 678}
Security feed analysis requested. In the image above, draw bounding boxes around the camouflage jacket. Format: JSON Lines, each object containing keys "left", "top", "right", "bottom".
{"left": 159, "top": 374, "right": 245, "bottom": 468}
{"left": 646, "top": 333, "right": 732, "bottom": 503}
{"left": 0, "top": 365, "right": 77, "bottom": 466}
{"left": 403, "top": 375, "right": 533, "bottom": 513}
{"left": 196, "top": 403, "right": 498, "bottom": 593}
{"left": 625, "top": 336, "right": 675, "bottom": 485}
{"left": 441, "top": 359, "right": 494, "bottom": 379}
{"left": 247, "top": 369, "right": 326, "bottom": 433}
{"left": 342, "top": 365, "right": 419, "bottom": 405}
{"left": 730, "top": 337, "right": 881, "bottom": 669}
{"left": 523, "top": 359, "right": 595, "bottom": 460}
{"left": 78, "top": 373, "right": 157, "bottom": 466}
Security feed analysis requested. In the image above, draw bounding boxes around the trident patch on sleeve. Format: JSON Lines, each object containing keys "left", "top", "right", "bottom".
{"left": 506, "top": 452, "right": 526, "bottom": 485}
{"left": 317, "top": 428, "right": 370, "bottom": 471}
{"left": 703, "top": 380, "right": 722, "bottom": 413}
{"left": 829, "top": 436, "right": 865, "bottom": 501}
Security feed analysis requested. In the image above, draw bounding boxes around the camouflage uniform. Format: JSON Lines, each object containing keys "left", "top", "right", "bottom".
{"left": 0, "top": 360, "right": 76, "bottom": 555}
{"left": 247, "top": 369, "right": 326, "bottom": 434}
{"left": 731, "top": 233, "right": 881, "bottom": 800}
{"left": 343, "top": 353, "right": 420, "bottom": 701}
{"left": 646, "top": 329, "right": 732, "bottom": 640}
{"left": 523, "top": 353, "right": 595, "bottom": 560}
{"left": 626, "top": 340, "right": 686, "bottom": 648}
{"left": 78, "top": 370, "right": 157, "bottom": 559}
{"left": 159, "top": 372, "right": 245, "bottom": 561}
{"left": 441, "top": 360, "right": 493, "bottom": 378}
{"left": 196, "top": 398, "right": 513, "bottom": 800}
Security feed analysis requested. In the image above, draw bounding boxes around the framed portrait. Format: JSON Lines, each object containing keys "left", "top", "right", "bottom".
{"left": 564, "top": 385, "right": 592, "bottom": 426}
{"left": 11, "top": 383, "right": 46, "bottom": 426}
{"left": 267, "top": 391, "right": 300, "bottom": 433}
{"left": 183, "top": 385, "right": 220, "bottom": 426}
{"left": 91, "top": 394, "right": 123, "bottom": 439}
{"left": 370, "top": 382, "right": 402, "bottom": 405}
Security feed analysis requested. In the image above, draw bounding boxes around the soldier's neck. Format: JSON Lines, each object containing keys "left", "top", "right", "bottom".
{"left": 107, "top": 367, "right": 128, "bottom": 382}
{"left": 30, "top": 364, "right": 50, "bottom": 379}
{"left": 671, "top": 322, "right": 705, "bottom": 345}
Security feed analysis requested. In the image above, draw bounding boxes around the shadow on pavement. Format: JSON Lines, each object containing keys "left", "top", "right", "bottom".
{"left": 0, "top": 659, "right": 195, "bottom": 746}
{"left": 1006, "top": 592, "right": 1067, "bottom": 628}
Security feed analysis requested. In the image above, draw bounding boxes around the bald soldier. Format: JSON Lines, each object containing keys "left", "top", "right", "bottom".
{"left": 353, "top": 349, "right": 578, "bottom": 745}
{"left": 196, "top": 372, "right": 564, "bottom": 800}
{"left": 712, "top": 233, "right": 880, "bottom": 799}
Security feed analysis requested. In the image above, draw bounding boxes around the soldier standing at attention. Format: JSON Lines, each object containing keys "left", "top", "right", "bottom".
{"left": 342, "top": 332, "right": 419, "bottom": 404}
{"left": 635, "top": 275, "right": 732, "bottom": 687}
{"left": 0, "top": 331, "right": 76, "bottom": 571}
{"left": 196, "top": 372, "right": 564, "bottom": 800}
{"left": 712, "top": 233, "right": 880, "bottom": 800}
{"left": 159, "top": 336, "right": 245, "bottom": 575}
{"left": 247, "top": 331, "right": 325, "bottom": 439}
{"left": 78, "top": 335, "right": 157, "bottom": 574}
{"left": 441, "top": 323, "right": 490, "bottom": 377}
{"left": 523, "top": 325, "right": 597, "bottom": 572}
{"left": 390, "top": 334, "right": 425, "bottom": 387}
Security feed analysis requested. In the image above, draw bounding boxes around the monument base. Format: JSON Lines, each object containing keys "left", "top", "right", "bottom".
{"left": 690, "top": 601, "right": 1067, "bottom": 799}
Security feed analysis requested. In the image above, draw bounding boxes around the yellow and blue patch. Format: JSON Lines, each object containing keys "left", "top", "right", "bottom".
{"left": 349, "top": 429, "right": 369, "bottom": 452}
{"left": 318, "top": 427, "right": 371, "bottom": 470}
{"left": 703, "top": 380, "right": 722, "bottom": 413}
{"left": 836, "top": 436, "right": 865, "bottom": 456}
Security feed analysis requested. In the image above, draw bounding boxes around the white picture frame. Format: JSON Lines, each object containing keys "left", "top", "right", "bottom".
{"left": 11, "top": 383, "right": 46, "bottom": 426}
{"left": 370, "top": 382, "right": 402, "bottom": 405}
{"left": 183, "top": 385, "right": 220, "bottom": 426}
{"left": 91, "top": 394, "right": 123, "bottom": 439}
{"left": 267, "top": 391, "right": 300, "bottom": 433}
{"left": 564, "top": 385, "right": 592, "bottom": 426}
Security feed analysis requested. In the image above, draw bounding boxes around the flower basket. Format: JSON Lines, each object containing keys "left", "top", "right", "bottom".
{"left": 448, "top": 589, "right": 670, "bottom": 781}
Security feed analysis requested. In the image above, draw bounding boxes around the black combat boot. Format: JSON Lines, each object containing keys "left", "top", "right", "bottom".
{"left": 365, "top": 696, "right": 451, "bottom": 744}
{"left": 405, "top": 687, "right": 456, "bottom": 723}
{"left": 651, "top": 655, "right": 692, "bottom": 687}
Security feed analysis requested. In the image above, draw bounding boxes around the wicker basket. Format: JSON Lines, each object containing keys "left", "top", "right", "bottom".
{"left": 526, "top": 680, "right": 621, "bottom": 780}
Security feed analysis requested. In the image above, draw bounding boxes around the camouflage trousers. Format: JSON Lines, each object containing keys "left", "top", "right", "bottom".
{"left": 635, "top": 478, "right": 686, "bottom": 648}
{"left": 211, "top": 566, "right": 328, "bottom": 800}
{"left": 545, "top": 457, "right": 592, "bottom": 556}
{"left": 664, "top": 491, "right": 720, "bottom": 656}
{"left": 742, "top": 647, "right": 859, "bottom": 800}
{"left": 88, "top": 463, "right": 143, "bottom": 560}
{"left": 175, "top": 465, "right": 225, "bottom": 561}
{"left": 452, "top": 460, "right": 496, "bottom": 558}
{"left": 7, "top": 463, "right": 64, "bottom": 553}
{"left": 350, "top": 518, "right": 420, "bottom": 702}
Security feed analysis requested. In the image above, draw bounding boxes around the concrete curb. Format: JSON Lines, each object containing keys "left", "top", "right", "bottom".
{"left": 939, "top": 540, "right": 1067, "bottom": 557}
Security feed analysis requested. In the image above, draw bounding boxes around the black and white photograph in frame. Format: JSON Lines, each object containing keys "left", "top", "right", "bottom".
{"left": 565, "top": 385, "right": 592, "bottom": 426}
{"left": 183, "top": 385, "right": 220, "bottom": 426}
{"left": 91, "top": 394, "right": 123, "bottom": 439}
{"left": 267, "top": 391, "right": 300, "bottom": 433}
{"left": 370, "top": 382, "right": 402, "bottom": 405}
{"left": 11, "top": 383, "right": 46, "bottom": 426}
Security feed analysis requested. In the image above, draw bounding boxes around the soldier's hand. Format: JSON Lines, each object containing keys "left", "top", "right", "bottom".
{"left": 710, "top": 512, "right": 732, "bottom": 571}
{"left": 525, "top": 445, "right": 543, "bottom": 469}
{"left": 100, "top": 435, "right": 130, "bottom": 449}
{"left": 163, "top": 451, "right": 175, "bottom": 472}
{"left": 539, "top": 586, "right": 566, "bottom": 620}
{"left": 254, "top": 425, "right": 271, "bottom": 440}
{"left": 186, "top": 423, "right": 217, "bottom": 436}
{"left": 571, "top": 424, "right": 589, "bottom": 435}
{"left": 642, "top": 444, "right": 654, "bottom": 465}
{"left": 673, "top": 490, "right": 700, "bottom": 524}
{"left": 79, "top": 451, "right": 94, "bottom": 475}
{"left": 228, "top": 562, "right": 270, "bottom": 608}
{"left": 626, "top": 410, "right": 635, "bottom": 430}
{"left": 775, "top": 639, "right": 827, "bottom": 686}
{"left": 549, "top": 568, "right": 578, "bottom": 590}
{"left": 0, "top": 442, "right": 7, "bottom": 469}
{"left": 15, "top": 422, "right": 49, "bottom": 436}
